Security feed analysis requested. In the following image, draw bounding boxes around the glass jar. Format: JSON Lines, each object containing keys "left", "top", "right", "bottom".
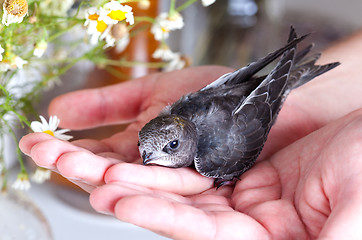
{"left": 0, "top": 188, "right": 52, "bottom": 240}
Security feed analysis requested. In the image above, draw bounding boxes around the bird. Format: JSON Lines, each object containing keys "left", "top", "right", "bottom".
{"left": 138, "top": 26, "right": 340, "bottom": 187}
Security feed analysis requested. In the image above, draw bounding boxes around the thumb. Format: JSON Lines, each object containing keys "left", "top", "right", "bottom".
{"left": 48, "top": 74, "right": 157, "bottom": 130}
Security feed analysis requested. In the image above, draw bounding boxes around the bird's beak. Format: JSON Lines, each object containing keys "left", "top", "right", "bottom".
{"left": 142, "top": 151, "right": 153, "bottom": 165}
{"left": 143, "top": 158, "right": 152, "bottom": 165}
{"left": 142, "top": 151, "right": 167, "bottom": 165}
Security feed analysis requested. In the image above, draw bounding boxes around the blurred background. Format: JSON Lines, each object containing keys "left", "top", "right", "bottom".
{"left": 174, "top": 0, "right": 362, "bottom": 68}
{"left": 12, "top": 0, "right": 362, "bottom": 239}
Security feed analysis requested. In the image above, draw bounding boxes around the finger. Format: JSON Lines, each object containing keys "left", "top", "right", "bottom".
{"left": 104, "top": 162, "right": 214, "bottom": 195}
{"left": 115, "top": 196, "right": 265, "bottom": 240}
{"left": 318, "top": 184, "right": 362, "bottom": 239}
{"left": 20, "top": 133, "right": 117, "bottom": 188}
{"left": 20, "top": 134, "right": 113, "bottom": 156}
{"left": 67, "top": 179, "right": 98, "bottom": 193}
{"left": 19, "top": 132, "right": 55, "bottom": 156}
{"left": 48, "top": 76, "right": 155, "bottom": 130}
{"left": 71, "top": 139, "right": 113, "bottom": 153}
{"left": 101, "top": 127, "right": 141, "bottom": 163}
{"left": 89, "top": 182, "right": 191, "bottom": 214}
{"left": 23, "top": 133, "right": 83, "bottom": 169}
{"left": 297, "top": 110, "right": 362, "bottom": 239}
{"left": 91, "top": 182, "right": 234, "bottom": 213}
{"left": 55, "top": 151, "right": 119, "bottom": 186}
{"left": 90, "top": 183, "right": 268, "bottom": 240}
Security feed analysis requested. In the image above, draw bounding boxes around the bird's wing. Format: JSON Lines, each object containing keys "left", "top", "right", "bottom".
{"left": 194, "top": 44, "right": 296, "bottom": 180}
{"left": 201, "top": 27, "right": 308, "bottom": 91}
{"left": 194, "top": 101, "right": 271, "bottom": 180}
{"left": 233, "top": 46, "right": 295, "bottom": 117}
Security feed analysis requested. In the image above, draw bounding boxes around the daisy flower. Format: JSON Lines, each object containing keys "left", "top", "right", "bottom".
{"left": 85, "top": 8, "right": 108, "bottom": 45}
{"left": 2, "top": 0, "right": 28, "bottom": 26}
{"left": 202, "top": 0, "right": 216, "bottom": 7}
{"left": 13, "top": 56, "right": 27, "bottom": 68}
{"left": 151, "top": 12, "right": 184, "bottom": 41}
{"left": 163, "top": 53, "right": 186, "bottom": 72}
{"left": 103, "top": 33, "right": 116, "bottom": 49}
{"left": 0, "top": 62, "right": 11, "bottom": 72}
{"left": 99, "top": 1, "right": 134, "bottom": 25}
{"left": 12, "top": 172, "right": 31, "bottom": 191}
{"left": 152, "top": 44, "right": 177, "bottom": 61}
{"left": 31, "top": 167, "right": 51, "bottom": 184}
{"left": 84, "top": 7, "right": 116, "bottom": 48}
{"left": 114, "top": 33, "right": 130, "bottom": 53}
{"left": 0, "top": 55, "right": 28, "bottom": 72}
{"left": 33, "top": 39, "right": 48, "bottom": 58}
{"left": 30, "top": 115, "right": 73, "bottom": 141}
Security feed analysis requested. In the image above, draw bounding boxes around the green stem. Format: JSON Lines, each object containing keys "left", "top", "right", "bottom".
{"left": 72, "top": 1, "right": 88, "bottom": 18}
{"left": 134, "top": 16, "right": 156, "bottom": 24}
{"left": 169, "top": 0, "right": 176, "bottom": 15}
{"left": 176, "top": 0, "right": 198, "bottom": 12}
{"left": 96, "top": 58, "right": 166, "bottom": 68}
{"left": 0, "top": 85, "right": 31, "bottom": 128}
{"left": 47, "top": 21, "right": 82, "bottom": 42}
{"left": 0, "top": 135, "right": 8, "bottom": 192}
{"left": 2, "top": 119, "right": 27, "bottom": 175}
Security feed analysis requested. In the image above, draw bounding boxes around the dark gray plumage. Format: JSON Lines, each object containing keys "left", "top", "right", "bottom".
{"left": 138, "top": 27, "right": 340, "bottom": 187}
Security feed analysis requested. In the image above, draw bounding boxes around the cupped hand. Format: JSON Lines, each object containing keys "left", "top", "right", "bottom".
{"left": 91, "top": 109, "right": 362, "bottom": 240}
{"left": 19, "top": 65, "right": 362, "bottom": 239}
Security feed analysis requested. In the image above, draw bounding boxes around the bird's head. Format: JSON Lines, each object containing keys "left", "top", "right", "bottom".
{"left": 138, "top": 114, "right": 198, "bottom": 168}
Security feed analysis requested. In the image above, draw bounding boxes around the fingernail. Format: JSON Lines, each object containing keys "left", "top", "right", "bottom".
{"left": 97, "top": 210, "right": 114, "bottom": 216}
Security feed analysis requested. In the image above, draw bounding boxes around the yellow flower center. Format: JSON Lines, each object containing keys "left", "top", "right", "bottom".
{"left": 43, "top": 130, "right": 55, "bottom": 136}
{"left": 161, "top": 27, "right": 170, "bottom": 33}
{"left": 107, "top": 10, "right": 127, "bottom": 21}
{"left": 96, "top": 20, "right": 107, "bottom": 32}
{"left": 4, "top": 0, "right": 28, "bottom": 17}
{"left": 88, "top": 13, "right": 99, "bottom": 21}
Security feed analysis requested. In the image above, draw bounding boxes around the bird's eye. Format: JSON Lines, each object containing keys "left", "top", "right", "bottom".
{"left": 137, "top": 141, "right": 140, "bottom": 147}
{"left": 163, "top": 139, "right": 180, "bottom": 153}
{"left": 169, "top": 140, "right": 179, "bottom": 149}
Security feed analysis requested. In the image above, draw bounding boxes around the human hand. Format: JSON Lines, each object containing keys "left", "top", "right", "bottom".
{"left": 19, "top": 64, "right": 362, "bottom": 239}
{"left": 89, "top": 109, "right": 362, "bottom": 239}
{"left": 19, "top": 66, "right": 232, "bottom": 192}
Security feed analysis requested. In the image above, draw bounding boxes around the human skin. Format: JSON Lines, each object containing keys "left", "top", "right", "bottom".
{"left": 20, "top": 31, "right": 362, "bottom": 239}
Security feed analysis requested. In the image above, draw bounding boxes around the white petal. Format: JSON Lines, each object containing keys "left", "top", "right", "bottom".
{"left": 55, "top": 128, "right": 71, "bottom": 134}
{"left": 31, "top": 168, "right": 51, "bottom": 184}
{"left": 54, "top": 132, "right": 73, "bottom": 141}
{"left": 126, "top": 12, "right": 134, "bottom": 25}
{"left": 30, "top": 121, "right": 45, "bottom": 132}
{"left": 39, "top": 115, "right": 50, "bottom": 130}
{"left": 202, "top": 0, "right": 216, "bottom": 7}
{"left": 48, "top": 115, "right": 60, "bottom": 131}
{"left": 12, "top": 179, "right": 31, "bottom": 191}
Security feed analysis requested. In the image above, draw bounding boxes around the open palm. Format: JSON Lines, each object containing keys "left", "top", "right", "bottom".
{"left": 20, "top": 66, "right": 362, "bottom": 239}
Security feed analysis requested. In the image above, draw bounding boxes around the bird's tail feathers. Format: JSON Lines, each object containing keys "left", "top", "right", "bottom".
{"left": 285, "top": 26, "right": 340, "bottom": 89}
{"left": 289, "top": 45, "right": 340, "bottom": 89}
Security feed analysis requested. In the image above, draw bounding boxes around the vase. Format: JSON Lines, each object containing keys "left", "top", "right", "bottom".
{"left": 0, "top": 188, "right": 53, "bottom": 240}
